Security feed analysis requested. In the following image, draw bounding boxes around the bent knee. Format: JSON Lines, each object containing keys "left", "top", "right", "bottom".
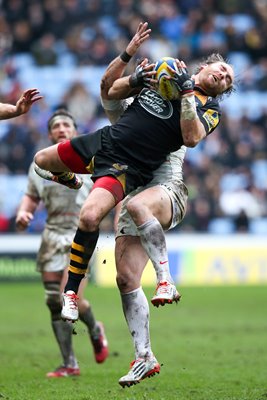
{"left": 126, "top": 197, "right": 149, "bottom": 221}
{"left": 34, "top": 150, "right": 47, "bottom": 169}
{"left": 116, "top": 270, "right": 138, "bottom": 292}
{"left": 79, "top": 208, "right": 101, "bottom": 231}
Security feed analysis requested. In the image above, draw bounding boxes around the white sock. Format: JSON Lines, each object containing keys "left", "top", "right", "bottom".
{"left": 137, "top": 217, "right": 174, "bottom": 283}
{"left": 120, "top": 287, "right": 153, "bottom": 360}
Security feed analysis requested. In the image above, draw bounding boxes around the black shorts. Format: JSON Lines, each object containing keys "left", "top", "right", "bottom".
{"left": 60, "top": 126, "right": 153, "bottom": 195}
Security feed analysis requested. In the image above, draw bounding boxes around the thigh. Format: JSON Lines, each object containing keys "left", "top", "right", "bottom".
{"left": 79, "top": 187, "right": 116, "bottom": 230}
{"left": 126, "top": 185, "right": 173, "bottom": 229}
{"left": 159, "top": 180, "right": 188, "bottom": 229}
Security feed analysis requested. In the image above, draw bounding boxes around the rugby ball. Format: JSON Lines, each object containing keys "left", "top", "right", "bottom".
{"left": 154, "top": 57, "right": 180, "bottom": 101}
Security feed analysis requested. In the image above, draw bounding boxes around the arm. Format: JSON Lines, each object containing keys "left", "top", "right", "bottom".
{"left": 100, "top": 21, "right": 151, "bottom": 100}
{"left": 170, "top": 59, "right": 206, "bottom": 147}
{"left": 107, "top": 60, "right": 155, "bottom": 99}
{"left": 15, "top": 194, "right": 39, "bottom": 231}
{"left": 180, "top": 95, "right": 207, "bottom": 147}
{"left": 0, "top": 88, "right": 42, "bottom": 120}
{"left": 100, "top": 22, "right": 153, "bottom": 123}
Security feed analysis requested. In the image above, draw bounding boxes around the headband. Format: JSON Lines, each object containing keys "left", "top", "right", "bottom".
{"left": 49, "top": 115, "right": 76, "bottom": 130}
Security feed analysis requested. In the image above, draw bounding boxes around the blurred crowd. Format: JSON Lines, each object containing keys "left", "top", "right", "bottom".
{"left": 0, "top": 0, "right": 267, "bottom": 234}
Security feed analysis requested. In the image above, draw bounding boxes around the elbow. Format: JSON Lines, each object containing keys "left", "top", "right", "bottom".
{"left": 182, "top": 130, "right": 206, "bottom": 148}
{"left": 183, "top": 137, "right": 199, "bottom": 148}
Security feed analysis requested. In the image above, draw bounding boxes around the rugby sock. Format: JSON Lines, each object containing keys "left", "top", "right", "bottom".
{"left": 45, "top": 281, "right": 78, "bottom": 368}
{"left": 52, "top": 320, "right": 78, "bottom": 368}
{"left": 120, "top": 287, "right": 153, "bottom": 359}
{"left": 52, "top": 171, "right": 75, "bottom": 180}
{"left": 52, "top": 171, "right": 77, "bottom": 185}
{"left": 79, "top": 306, "right": 98, "bottom": 335}
{"left": 137, "top": 217, "right": 174, "bottom": 284}
{"left": 65, "top": 228, "right": 99, "bottom": 293}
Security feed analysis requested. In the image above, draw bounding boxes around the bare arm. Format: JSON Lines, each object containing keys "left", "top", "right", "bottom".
{"left": 180, "top": 94, "right": 207, "bottom": 147}
{"left": 101, "top": 22, "right": 153, "bottom": 124}
{"left": 100, "top": 21, "right": 151, "bottom": 100}
{"left": 171, "top": 59, "right": 206, "bottom": 147}
{"left": 16, "top": 194, "right": 40, "bottom": 231}
{"left": 0, "top": 88, "right": 42, "bottom": 120}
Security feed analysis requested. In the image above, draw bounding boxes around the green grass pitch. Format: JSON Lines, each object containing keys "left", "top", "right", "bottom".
{"left": 1, "top": 283, "right": 267, "bottom": 400}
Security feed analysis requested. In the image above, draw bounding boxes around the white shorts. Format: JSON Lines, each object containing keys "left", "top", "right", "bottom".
{"left": 116, "top": 179, "right": 188, "bottom": 238}
{"left": 36, "top": 228, "right": 74, "bottom": 273}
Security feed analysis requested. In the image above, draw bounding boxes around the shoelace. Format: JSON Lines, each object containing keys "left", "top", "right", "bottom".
{"left": 66, "top": 293, "right": 78, "bottom": 309}
{"left": 155, "top": 281, "right": 171, "bottom": 294}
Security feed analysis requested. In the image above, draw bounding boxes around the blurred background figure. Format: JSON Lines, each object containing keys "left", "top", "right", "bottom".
{"left": 15, "top": 109, "right": 109, "bottom": 378}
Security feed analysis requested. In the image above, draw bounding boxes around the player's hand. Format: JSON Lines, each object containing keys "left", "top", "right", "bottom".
{"left": 15, "top": 88, "right": 43, "bottom": 115}
{"left": 125, "top": 22, "right": 151, "bottom": 57}
{"left": 169, "top": 59, "right": 194, "bottom": 96}
{"left": 129, "top": 60, "right": 156, "bottom": 88}
{"left": 16, "top": 210, "right": 34, "bottom": 231}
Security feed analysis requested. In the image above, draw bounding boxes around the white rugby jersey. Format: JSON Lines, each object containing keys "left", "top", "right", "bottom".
{"left": 26, "top": 162, "right": 92, "bottom": 230}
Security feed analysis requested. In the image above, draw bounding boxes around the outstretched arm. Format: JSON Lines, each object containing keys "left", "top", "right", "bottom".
{"left": 100, "top": 22, "right": 153, "bottom": 124}
{"left": 101, "top": 21, "right": 151, "bottom": 100}
{"left": 0, "top": 88, "right": 42, "bottom": 120}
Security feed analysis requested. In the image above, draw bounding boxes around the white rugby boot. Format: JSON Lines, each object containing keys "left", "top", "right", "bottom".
{"left": 61, "top": 291, "right": 79, "bottom": 322}
{"left": 119, "top": 355, "right": 160, "bottom": 388}
{"left": 151, "top": 281, "right": 181, "bottom": 307}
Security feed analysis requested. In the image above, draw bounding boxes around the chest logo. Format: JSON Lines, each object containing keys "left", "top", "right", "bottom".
{"left": 138, "top": 89, "right": 173, "bottom": 119}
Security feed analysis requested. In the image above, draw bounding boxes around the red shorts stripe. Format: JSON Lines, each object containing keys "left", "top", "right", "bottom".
{"left": 57, "top": 141, "right": 89, "bottom": 173}
{"left": 92, "top": 176, "right": 124, "bottom": 204}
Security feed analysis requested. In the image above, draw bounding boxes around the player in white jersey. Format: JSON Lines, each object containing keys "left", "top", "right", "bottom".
{"left": 16, "top": 109, "right": 108, "bottom": 378}
{"left": 99, "top": 22, "right": 188, "bottom": 387}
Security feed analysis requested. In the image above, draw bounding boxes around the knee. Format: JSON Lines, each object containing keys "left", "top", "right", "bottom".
{"left": 78, "top": 298, "right": 89, "bottom": 314}
{"left": 126, "top": 197, "right": 147, "bottom": 223}
{"left": 44, "top": 282, "right": 62, "bottom": 320}
{"left": 116, "top": 268, "right": 136, "bottom": 293}
{"left": 34, "top": 149, "right": 47, "bottom": 169}
{"left": 79, "top": 207, "right": 101, "bottom": 231}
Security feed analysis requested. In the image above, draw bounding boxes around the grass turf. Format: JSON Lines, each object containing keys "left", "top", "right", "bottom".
{"left": 1, "top": 283, "right": 267, "bottom": 400}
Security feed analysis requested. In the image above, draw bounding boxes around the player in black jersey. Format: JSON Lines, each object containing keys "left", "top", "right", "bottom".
{"left": 34, "top": 34, "right": 235, "bottom": 323}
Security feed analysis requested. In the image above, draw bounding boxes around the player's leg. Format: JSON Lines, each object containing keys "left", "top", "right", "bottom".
{"left": 62, "top": 265, "right": 109, "bottom": 363}
{"left": 34, "top": 141, "right": 85, "bottom": 190}
{"left": 126, "top": 185, "right": 181, "bottom": 306}
{"left": 42, "top": 270, "right": 79, "bottom": 378}
{"left": 62, "top": 181, "right": 122, "bottom": 322}
{"left": 115, "top": 234, "right": 160, "bottom": 387}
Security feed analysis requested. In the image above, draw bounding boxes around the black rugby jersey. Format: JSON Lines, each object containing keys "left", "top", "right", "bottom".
{"left": 108, "top": 87, "right": 221, "bottom": 173}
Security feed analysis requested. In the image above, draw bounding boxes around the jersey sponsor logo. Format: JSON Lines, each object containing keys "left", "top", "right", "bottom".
{"left": 202, "top": 109, "right": 219, "bottom": 132}
{"left": 138, "top": 89, "right": 173, "bottom": 119}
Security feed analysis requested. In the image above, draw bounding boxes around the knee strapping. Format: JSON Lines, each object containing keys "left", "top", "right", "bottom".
{"left": 44, "top": 281, "right": 62, "bottom": 319}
